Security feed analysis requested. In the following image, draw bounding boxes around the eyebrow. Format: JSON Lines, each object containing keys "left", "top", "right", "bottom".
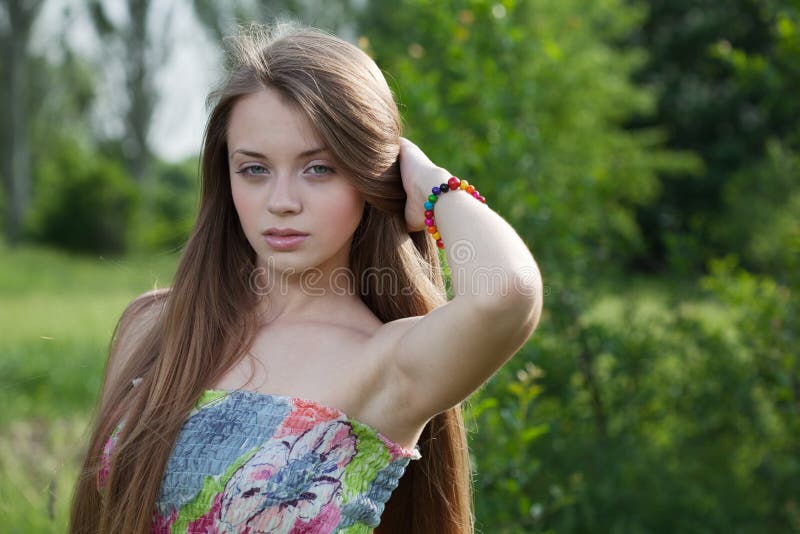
{"left": 229, "top": 146, "right": 329, "bottom": 160}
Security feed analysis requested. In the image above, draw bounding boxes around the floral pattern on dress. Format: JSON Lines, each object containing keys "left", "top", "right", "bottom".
{"left": 99, "top": 386, "right": 422, "bottom": 533}
{"left": 209, "top": 419, "right": 356, "bottom": 532}
{"left": 97, "top": 423, "right": 121, "bottom": 493}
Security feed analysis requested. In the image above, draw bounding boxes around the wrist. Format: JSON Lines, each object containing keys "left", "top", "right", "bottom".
{"left": 423, "top": 174, "right": 488, "bottom": 249}
{"left": 418, "top": 167, "right": 453, "bottom": 197}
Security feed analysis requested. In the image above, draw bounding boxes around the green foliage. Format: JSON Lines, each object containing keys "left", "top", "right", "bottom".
{"left": 357, "top": 2, "right": 798, "bottom": 529}
{"left": 467, "top": 270, "right": 798, "bottom": 533}
{"left": 627, "top": 0, "right": 800, "bottom": 275}
{"left": 28, "top": 49, "right": 97, "bottom": 153}
{"left": 25, "top": 137, "right": 139, "bottom": 254}
{"left": 717, "top": 139, "right": 800, "bottom": 277}
{"left": 699, "top": 256, "right": 800, "bottom": 531}
{"left": 707, "top": 2, "right": 800, "bottom": 277}
{"left": 359, "top": 0, "right": 700, "bottom": 283}
{"left": 465, "top": 362, "right": 550, "bottom": 533}
{"left": 129, "top": 156, "right": 200, "bottom": 253}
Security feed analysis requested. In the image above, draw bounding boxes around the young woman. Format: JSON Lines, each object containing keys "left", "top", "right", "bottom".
{"left": 69, "top": 20, "right": 542, "bottom": 534}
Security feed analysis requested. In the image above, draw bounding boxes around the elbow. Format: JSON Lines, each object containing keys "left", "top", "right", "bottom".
{"left": 510, "top": 265, "right": 544, "bottom": 334}
{"left": 476, "top": 264, "right": 544, "bottom": 330}
{"left": 472, "top": 268, "right": 543, "bottom": 352}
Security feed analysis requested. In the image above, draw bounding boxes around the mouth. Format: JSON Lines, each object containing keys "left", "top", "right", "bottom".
{"left": 262, "top": 233, "right": 309, "bottom": 250}
{"left": 262, "top": 229, "right": 309, "bottom": 237}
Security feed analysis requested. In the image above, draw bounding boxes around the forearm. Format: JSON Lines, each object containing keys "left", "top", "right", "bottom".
{"left": 423, "top": 168, "right": 543, "bottom": 309}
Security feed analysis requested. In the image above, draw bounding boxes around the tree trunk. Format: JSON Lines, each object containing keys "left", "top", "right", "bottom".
{"left": 1, "top": 0, "right": 42, "bottom": 245}
{"left": 124, "top": 0, "right": 153, "bottom": 185}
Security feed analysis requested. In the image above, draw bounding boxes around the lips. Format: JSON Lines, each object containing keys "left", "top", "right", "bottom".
{"left": 263, "top": 228, "right": 309, "bottom": 237}
{"left": 263, "top": 233, "right": 308, "bottom": 251}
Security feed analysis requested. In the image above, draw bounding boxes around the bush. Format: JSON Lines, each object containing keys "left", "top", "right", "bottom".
{"left": 129, "top": 156, "right": 199, "bottom": 253}
{"left": 25, "top": 138, "right": 138, "bottom": 254}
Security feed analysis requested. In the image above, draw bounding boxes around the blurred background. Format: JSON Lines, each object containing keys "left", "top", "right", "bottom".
{"left": 1, "top": 0, "right": 798, "bottom": 532}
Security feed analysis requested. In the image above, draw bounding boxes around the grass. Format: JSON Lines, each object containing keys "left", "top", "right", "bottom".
{"left": 0, "top": 240, "right": 179, "bottom": 531}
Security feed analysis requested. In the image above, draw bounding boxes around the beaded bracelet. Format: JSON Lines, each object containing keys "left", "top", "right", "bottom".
{"left": 424, "top": 175, "right": 488, "bottom": 249}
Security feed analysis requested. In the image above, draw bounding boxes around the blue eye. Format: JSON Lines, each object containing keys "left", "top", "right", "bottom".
{"left": 235, "top": 164, "right": 333, "bottom": 179}
{"left": 308, "top": 165, "right": 333, "bottom": 176}
{"left": 238, "top": 164, "right": 268, "bottom": 176}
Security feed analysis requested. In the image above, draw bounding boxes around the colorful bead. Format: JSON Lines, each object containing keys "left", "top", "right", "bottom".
{"left": 421, "top": 175, "right": 488, "bottom": 250}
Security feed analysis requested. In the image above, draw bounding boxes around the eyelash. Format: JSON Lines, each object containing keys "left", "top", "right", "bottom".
{"left": 236, "top": 164, "right": 334, "bottom": 177}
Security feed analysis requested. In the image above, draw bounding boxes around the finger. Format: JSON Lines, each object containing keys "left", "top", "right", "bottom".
{"left": 399, "top": 137, "right": 424, "bottom": 160}
{"left": 398, "top": 137, "right": 410, "bottom": 156}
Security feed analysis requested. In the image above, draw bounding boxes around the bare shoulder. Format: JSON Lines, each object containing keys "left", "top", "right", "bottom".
{"left": 112, "top": 288, "right": 168, "bottom": 353}
{"left": 100, "top": 288, "right": 169, "bottom": 406}
{"left": 362, "top": 293, "right": 541, "bottom": 437}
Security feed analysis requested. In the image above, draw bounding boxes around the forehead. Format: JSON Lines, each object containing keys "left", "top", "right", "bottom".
{"left": 227, "top": 87, "right": 323, "bottom": 152}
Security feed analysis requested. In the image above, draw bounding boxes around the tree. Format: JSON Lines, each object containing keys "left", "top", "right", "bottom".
{"left": 355, "top": 0, "right": 699, "bottom": 530}
{"left": 0, "top": 0, "right": 45, "bottom": 244}
{"left": 87, "top": 0, "right": 176, "bottom": 186}
{"left": 191, "top": 0, "right": 358, "bottom": 44}
{"left": 624, "top": 0, "right": 800, "bottom": 277}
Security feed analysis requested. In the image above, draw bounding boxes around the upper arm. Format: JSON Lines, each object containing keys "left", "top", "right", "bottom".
{"left": 376, "top": 273, "right": 543, "bottom": 426}
{"left": 99, "top": 288, "right": 167, "bottom": 408}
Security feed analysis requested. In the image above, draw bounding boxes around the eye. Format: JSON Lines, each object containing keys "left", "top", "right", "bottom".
{"left": 307, "top": 164, "right": 334, "bottom": 176}
{"left": 237, "top": 164, "right": 268, "bottom": 176}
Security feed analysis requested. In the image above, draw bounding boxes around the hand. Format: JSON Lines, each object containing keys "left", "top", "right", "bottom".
{"left": 398, "top": 137, "right": 452, "bottom": 233}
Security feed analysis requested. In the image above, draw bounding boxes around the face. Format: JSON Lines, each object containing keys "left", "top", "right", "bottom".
{"left": 227, "top": 86, "right": 365, "bottom": 277}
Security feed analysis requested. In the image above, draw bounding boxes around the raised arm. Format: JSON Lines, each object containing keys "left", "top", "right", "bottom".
{"left": 375, "top": 138, "right": 543, "bottom": 427}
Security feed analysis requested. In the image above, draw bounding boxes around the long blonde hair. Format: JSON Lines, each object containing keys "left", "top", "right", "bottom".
{"left": 69, "top": 20, "right": 474, "bottom": 533}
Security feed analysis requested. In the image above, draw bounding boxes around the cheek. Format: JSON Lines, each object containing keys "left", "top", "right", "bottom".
{"left": 230, "top": 182, "right": 258, "bottom": 228}
{"left": 325, "top": 192, "right": 364, "bottom": 233}
{"left": 305, "top": 193, "right": 360, "bottom": 239}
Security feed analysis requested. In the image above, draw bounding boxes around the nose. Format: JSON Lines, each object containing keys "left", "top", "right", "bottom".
{"left": 266, "top": 173, "right": 302, "bottom": 215}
